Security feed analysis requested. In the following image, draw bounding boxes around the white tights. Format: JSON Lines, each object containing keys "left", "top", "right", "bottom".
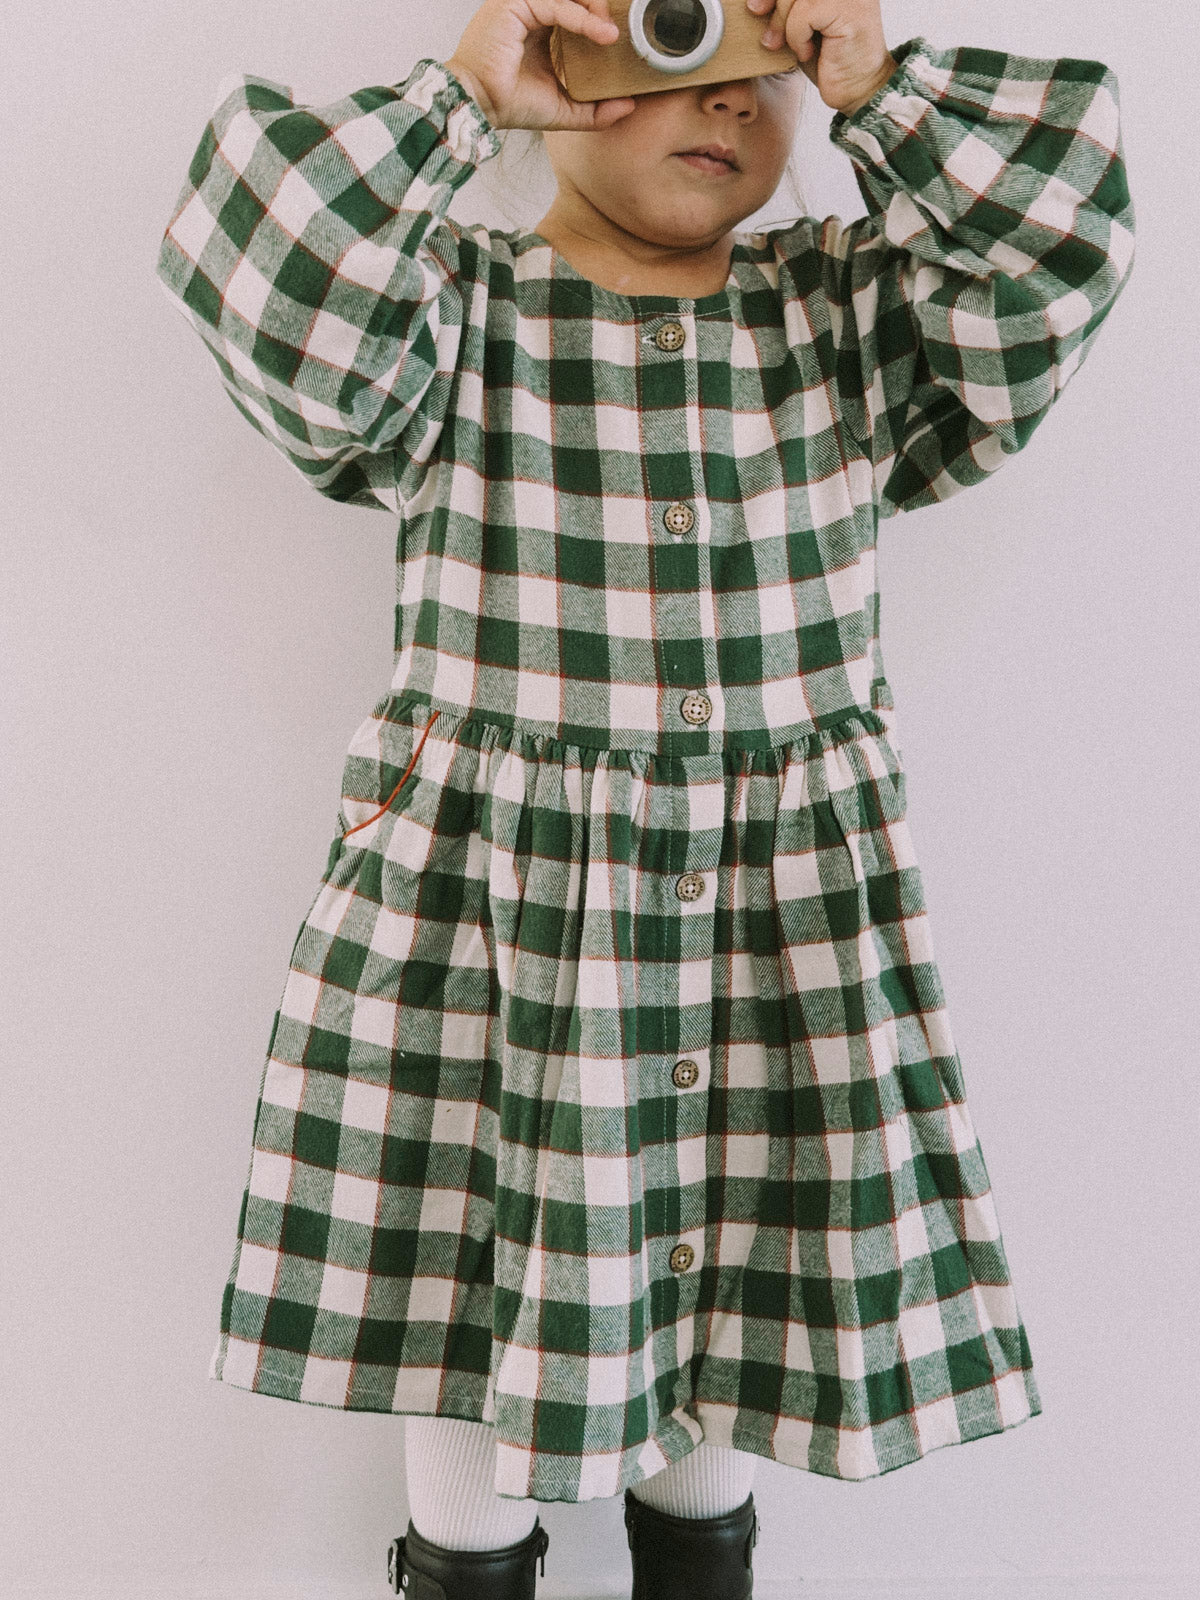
{"left": 404, "top": 1416, "right": 758, "bottom": 1551}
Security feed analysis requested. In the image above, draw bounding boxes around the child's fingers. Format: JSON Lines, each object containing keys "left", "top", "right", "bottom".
{"left": 749, "top": 0, "right": 808, "bottom": 53}
{"left": 528, "top": 0, "right": 619, "bottom": 46}
{"left": 524, "top": 0, "right": 633, "bottom": 128}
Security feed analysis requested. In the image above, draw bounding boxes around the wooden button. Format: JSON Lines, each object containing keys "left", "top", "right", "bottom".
{"left": 669, "top": 1243, "right": 695, "bottom": 1273}
{"left": 663, "top": 502, "right": 694, "bottom": 536}
{"left": 654, "top": 320, "right": 686, "bottom": 352}
{"left": 672, "top": 1059, "right": 699, "bottom": 1088}
{"left": 680, "top": 691, "right": 712, "bottom": 725}
{"left": 675, "top": 872, "right": 705, "bottom": 901}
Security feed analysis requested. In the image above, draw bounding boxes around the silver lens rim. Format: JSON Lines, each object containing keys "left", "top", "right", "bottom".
{"left": 627, "top": 0, "right": 726, "bottom": 74}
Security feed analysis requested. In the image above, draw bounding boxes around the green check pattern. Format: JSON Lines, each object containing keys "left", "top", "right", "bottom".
{"left": 156, "top": 35, "right": 1134, "bottom": 1501}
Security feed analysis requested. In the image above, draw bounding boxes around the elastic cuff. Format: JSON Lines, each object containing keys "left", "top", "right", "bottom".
{"left": 423, "top": 58, "right": 503, "bottom": 163}
{"left": 828, "top": 35, "right": 928, "bottom": 137}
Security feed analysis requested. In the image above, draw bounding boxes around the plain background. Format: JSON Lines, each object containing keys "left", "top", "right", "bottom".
{"left": 3, "top": 1, "right": 1195, "bottom": 1596}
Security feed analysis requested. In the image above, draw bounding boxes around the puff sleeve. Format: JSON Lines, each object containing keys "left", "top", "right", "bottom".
{"left": 776, "top": 36, "right": 1136, "bottom": 519}
{"left": 155, "top": 59, "right": 501, "bottom": 511}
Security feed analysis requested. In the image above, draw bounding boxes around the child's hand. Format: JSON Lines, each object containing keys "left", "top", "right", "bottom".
{"left": 446, "top": 0, "right": 637, "bottom": 132}
{"left": 746, "top": 0, "right": 897, "bottom": 115}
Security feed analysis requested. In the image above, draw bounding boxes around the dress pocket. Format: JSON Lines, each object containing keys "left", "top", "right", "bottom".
{"left": 801, "top": 720, "right": 907, "bottom": 905}
{"left": 861, "top": 703, "right": 908, "bottom": 825}
{"left": 335, "top": 703, "right": 442, "bottom": 845}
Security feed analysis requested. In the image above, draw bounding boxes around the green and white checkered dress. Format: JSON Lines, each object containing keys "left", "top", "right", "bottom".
{"left": 156, "top": 34, "right": 1134, "bottom": 1502}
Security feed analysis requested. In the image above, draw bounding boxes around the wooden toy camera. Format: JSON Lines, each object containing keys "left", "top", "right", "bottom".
{"left": 550, "top": 0, "right": 801, "bottom": 101}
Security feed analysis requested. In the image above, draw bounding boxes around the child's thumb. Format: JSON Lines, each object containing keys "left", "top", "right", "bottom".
{"left": 594, "top": 98, "right": 637, "bottom": 127}
{"left": 552, "top": 96, "right": 636, "bottom": 131}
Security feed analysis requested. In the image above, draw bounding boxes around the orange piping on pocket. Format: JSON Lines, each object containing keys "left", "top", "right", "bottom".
{"left": 341, "top": 709, "right": 442, "bottom": 838}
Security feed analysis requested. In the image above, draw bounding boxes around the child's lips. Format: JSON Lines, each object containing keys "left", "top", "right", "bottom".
{"left": 673, "top": 152, "right": 739, "bottom": 174}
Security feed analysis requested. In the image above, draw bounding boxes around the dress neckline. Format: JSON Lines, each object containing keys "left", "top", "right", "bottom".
{"left": 521, "top": 229, "right": 750, "bottom": 315}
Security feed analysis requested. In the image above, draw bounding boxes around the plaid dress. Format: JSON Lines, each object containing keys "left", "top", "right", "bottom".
{"left": 156, "top": 34, "right": 1135, "bottom": 1502}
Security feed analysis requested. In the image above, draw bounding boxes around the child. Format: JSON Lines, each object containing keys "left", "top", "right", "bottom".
{"left": 155, "top": 0, "right": 1135, "bottom": 1594}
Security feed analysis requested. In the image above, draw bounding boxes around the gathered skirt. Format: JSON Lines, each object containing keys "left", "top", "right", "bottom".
{"left": 209, "top": 690, "right": 1041, "bottom": 1502}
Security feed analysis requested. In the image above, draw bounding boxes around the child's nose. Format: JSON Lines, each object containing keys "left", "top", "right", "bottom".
{"left": 697, "top": 78, "right": 762, "bottom": 112}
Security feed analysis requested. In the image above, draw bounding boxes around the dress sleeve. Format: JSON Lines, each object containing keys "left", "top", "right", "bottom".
{"left": 777, "top": 35, "right": 1136, "bottom": 521}
{"left": 155, "top": 58, "right": 501, "bottom": 512}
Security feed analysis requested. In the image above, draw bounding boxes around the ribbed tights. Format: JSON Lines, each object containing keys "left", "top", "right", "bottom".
{"left": 404, "top": 1416, "right": 757, "bottom": 1552}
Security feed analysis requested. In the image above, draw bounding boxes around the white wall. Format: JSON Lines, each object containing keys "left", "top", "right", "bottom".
{"left": 4, "top": 2, "right": 1196, "bottom": 1596}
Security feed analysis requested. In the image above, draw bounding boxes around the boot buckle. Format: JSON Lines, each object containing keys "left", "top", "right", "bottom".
{"left": 535, "top": 1521, "right": 551, "bottom": 1577}
{"left": 387, "top": 1534, "right": 408, "bottom": 1592}
{"left": 745, "top": 1509, "right": 760, "bottom": 1564}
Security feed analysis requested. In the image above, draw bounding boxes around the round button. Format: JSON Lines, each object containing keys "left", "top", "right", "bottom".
{"left": 672, "top": 1059, "right": 699, "bottom": 1089}
{"left": 675, "top": 872, "right": 706, "bottom": 901}
{"left": 669, "top": 1243, "right": 695, "bottom": 1273}
{"left": 654, "top": 320, "right": 686, "bottom": 352}
{"left": 680, "top": 691, "right": 712, "bottom": 725}
{"left": 663, "top": 502, "right": 695, "bottom": 536}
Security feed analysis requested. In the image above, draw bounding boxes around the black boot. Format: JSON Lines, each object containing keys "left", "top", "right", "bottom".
{"left": 386, "top": 1518, "right": 551, "bottom": 1600}
{"left": 624, "top": 1485, "right": 759, "bottom": 1600}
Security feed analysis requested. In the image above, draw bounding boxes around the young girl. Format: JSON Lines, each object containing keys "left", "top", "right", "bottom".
{"left": 155, "top": 0, "right": 1135, "bottom": 1594}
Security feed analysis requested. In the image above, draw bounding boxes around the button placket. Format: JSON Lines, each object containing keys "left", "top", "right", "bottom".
{"left": 646, "top": 308, "right": 716, "bottom": 760}
{"left": 664, "top": 763, "right": 721, "bottom": 1291}
{"left": 641, "top": 310, "right": 724, "bottom": 1302}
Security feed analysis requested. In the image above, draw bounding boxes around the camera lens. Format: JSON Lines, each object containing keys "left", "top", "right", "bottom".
{"left": 628, "top": 0, "right": 724, "bottom": 73}
{"left": 644, "top": 0, "right": 707, "bottom": 58}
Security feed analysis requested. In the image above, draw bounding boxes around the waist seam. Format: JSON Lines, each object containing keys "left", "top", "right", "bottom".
{"left": 372, "top": 693, "right": 891, "bottom": 763}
